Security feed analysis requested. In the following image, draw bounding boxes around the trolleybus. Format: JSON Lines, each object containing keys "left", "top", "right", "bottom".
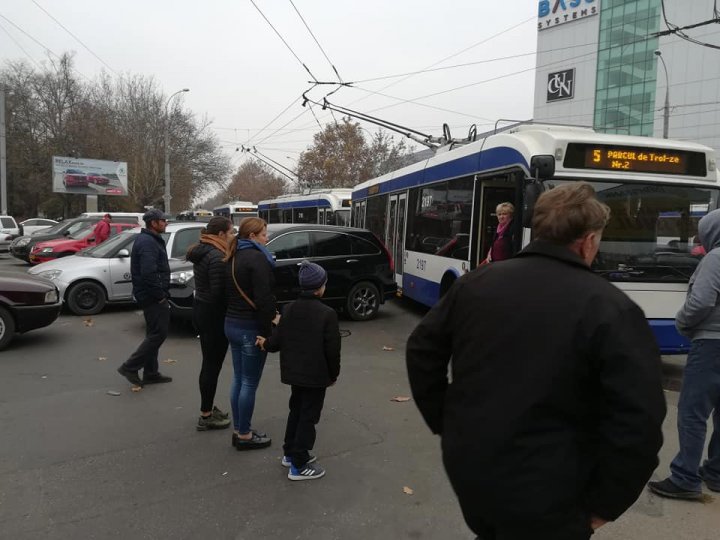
{"left": 258, "top": 189, "right": 352, "bottom": 226}
{"left": 212, "top": 201, "right": 258, "bottom": 225}
{"left": 351, "top": 123, "right": 719, "bottom": 354}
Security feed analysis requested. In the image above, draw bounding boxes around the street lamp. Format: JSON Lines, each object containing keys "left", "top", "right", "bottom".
{"left": 654, "top": 50, "right": 670, "bottom": 139}
{"left": 164, "top": 88, "right": 189, "bottom": 214}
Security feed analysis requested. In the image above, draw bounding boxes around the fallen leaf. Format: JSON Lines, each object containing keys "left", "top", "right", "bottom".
{"left": 162, "top": 358, "right": 177, "bottom": 364}
{"left": 106, "top": 391, "right": 121, "bottom": 396}
{"left": 131, "top": 386, "right": 142, "bottom": 392}
{"left": 403, "top": 486, "right": 414, "bottom": 495}
{"left": 83, "top": 318, "right": 94, "bottom": 327}
{"left": 390, "top": 396, "right": 411, "bottom": 402}
{"left": 382, "top": 346, "right": 395, "bottom": 351}
{"left": 222, "top": 471, "right": 228, "bottom": 476}
{"left": 41, "top": 375, "right": 48, "bottom": 379}
{"left": 98, "top": 357, "right": 107, "bottom": 362}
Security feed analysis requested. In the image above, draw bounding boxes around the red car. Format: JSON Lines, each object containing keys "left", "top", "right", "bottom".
{"left": 30, "top": 222, "right": 138, "bottom": 264}
{"left": 87, "top": 173, "right": 110, "bottom": 185}
{"left": 63, "top": 169, "right": 89, "bottom": 187}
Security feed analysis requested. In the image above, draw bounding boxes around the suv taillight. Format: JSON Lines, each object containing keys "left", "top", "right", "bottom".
{"left": 372, "top": 233, "right": 394, "bottom": 273}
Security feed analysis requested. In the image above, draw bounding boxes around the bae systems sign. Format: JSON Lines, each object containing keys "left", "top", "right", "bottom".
{"left": 538, "top": 0, "right": 599, "bottom": 31}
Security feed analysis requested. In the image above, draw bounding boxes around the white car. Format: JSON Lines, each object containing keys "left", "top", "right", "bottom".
{"left": 28, "top": 222, "right": 205, "bottom": 315}
{"left": 0, "top": 216, "right": 20, "bottom": 252}
{"left": 20, "top": 218, "right": 59, "bottom": 236}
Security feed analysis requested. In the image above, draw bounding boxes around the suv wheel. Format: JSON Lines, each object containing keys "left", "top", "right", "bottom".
{"left": 346, "top": 281, "right": 380, "bottom": 321}
{"left": 0, "top": 306, "right": 16, "bottom": 350}
{"left": 67, "top": 281, "right": 107, "bottom": 315}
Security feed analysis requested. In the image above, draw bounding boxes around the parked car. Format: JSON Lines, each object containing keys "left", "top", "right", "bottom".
{"left": 28, "top": 222, "right": 206, "bottom": 315}
{"left": 19, "top": 218, "right": 58, "bottom": 236}
{"left": 10, "top": 215, "right": 142, "bottom": 263}
{"left": 0, "top": 272, "right": 62, "bottom": 350}
{"left": 168, "top": 224, "right": 397, "bottom": 322}
{"left": 0, "top": 215, "right": 20, "bottom": 252}
{"left": 63, "top": 169, "right": 88, "bottom": 187}
{"left": 29, "top": 222, "right": 138, "bottom": 264}
{"left": 86, "top": 173, "right": 110, "bottom": 185}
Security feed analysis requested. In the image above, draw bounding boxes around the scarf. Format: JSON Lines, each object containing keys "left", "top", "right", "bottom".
{"left": 237, "top": 238, "right": 276, "bottom": 267}
{"left": 496, "top": 218, "right": 511, "bottom": 237}
{"left": 199, "top": 232, "right": 228, "bottom": 254}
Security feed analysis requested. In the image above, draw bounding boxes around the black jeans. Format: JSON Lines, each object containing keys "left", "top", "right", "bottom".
{"left": 123, "top": 300, "right": 170, "bottom": 374}
{"left": 283, "top": 385, "right": 326, "bottom": 468}
{"left": 193, "top": 300, "right": 228, "bottom": 412}
{"left": 471, "top": 512, "right": 593, "bottom": 540}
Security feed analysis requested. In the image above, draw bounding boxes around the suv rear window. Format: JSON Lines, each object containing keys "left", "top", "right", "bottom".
{"left": 351, "top": 234, "right": 381, "bottom": 255}
{"left": 314, "top": 232, "right": 352, "bottom": 257}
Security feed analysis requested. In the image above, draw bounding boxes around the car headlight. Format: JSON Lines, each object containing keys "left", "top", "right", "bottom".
{"left": 14, "top": 237, "right": 30, "bottom": 247}
{"left": 170, "top": 269, "right": 194, "bottom": 285}
{"left": 40, "top": 247, "right": 54, "bottom": 253}
{"left": 45, "top": 289, "right": 59, "bottom": 303}
{"left": 38, "top": 269, "right": 62, "bottom": 280}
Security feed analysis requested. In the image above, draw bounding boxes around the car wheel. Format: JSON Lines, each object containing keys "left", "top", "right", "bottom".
{"left": 0, "top": 305, "right": 16, "bottom": 351}
{"left": 345, "top": 281, "right": 380, "bottom": 321}
{"left": 66, "top": 281, "right": 107, "bottom": 316}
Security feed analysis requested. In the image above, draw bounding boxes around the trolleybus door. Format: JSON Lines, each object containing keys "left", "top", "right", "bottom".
{"left": 386, "top": 193, "right": 407, "bottom": 286}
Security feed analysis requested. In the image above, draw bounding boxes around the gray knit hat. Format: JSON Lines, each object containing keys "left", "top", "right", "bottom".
{"left": 298, "top": 260, "right": 327, "bottom": 290}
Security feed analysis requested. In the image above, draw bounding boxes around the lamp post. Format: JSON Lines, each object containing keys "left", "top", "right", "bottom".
{"left": 0, "top": 89, "right": 7, "bottom": 215}
{"left": 163, "top": 88, "right": 189, "bottom": 214}
{"left": 654, "top": 50, "right": 670, "bottom": 139}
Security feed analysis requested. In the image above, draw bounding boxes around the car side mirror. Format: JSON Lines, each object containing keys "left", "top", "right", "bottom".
{"left": 117, "top": 249, "right": 130, "bottom": 258}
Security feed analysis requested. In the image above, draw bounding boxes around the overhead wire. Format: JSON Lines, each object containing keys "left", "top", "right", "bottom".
{"left": 0, "top": 19, "right": 43, "bottom": 69}
{"left": 288, "top": 0, "right": 342, "bottom": 82}
{"left": 248, "top": 0, "right": 319, "bottom": 81}
{"left": 31, "top": 0, "right": 117, "bottom": 75}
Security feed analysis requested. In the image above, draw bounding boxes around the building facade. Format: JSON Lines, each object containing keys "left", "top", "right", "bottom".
{"left": 533, "top": 0, "right": 720, "bottom": 153}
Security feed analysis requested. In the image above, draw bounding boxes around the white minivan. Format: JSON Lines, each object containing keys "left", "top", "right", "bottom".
{"left": 0, "top": 216, "right": 20, "bottom": 252}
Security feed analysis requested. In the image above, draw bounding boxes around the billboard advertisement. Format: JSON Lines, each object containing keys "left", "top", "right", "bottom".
{"left": 52, "top": 156, "right": 128, "bottom": 196}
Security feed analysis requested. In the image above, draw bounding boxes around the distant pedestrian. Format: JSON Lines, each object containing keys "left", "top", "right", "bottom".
{"left": 257, "top": 261, "right": 340, "bottom": 481}
{"left": 93, "top": 213, "right": 112, "bottom": 245}
{"left": 649, "top": 209, "right": 720, "bottom": 500}
{"left": 225, "top": 217, "right": 276, "bottom": 450}
{"left": 117, "top": 209, "right": 173, "bottom": 388}
{"left": 187, "top": 216, "right": 234, "bottom": 431}
{"left": 406, "top": 183, "right": 666, "bottom": 539}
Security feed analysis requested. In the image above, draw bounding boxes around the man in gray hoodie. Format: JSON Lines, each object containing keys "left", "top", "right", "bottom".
{"left": 649, "top": 209, "right": 720, "bottom": 499}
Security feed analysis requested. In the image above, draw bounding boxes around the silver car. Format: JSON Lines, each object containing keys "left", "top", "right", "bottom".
{"left": 27, "top": 223, "right": 206, "bottom": 315}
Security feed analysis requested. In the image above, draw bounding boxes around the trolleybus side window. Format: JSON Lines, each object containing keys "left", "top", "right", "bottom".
{"left": 294, "top": 207, "right": 317, "bottom": 224}
{"left": 365, "top": 195, "right": 388, "bottom": 240}
{"left": 282, "top": 209, "right": 293, "bottom": 223}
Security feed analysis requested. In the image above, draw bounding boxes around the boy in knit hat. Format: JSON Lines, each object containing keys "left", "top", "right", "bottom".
{"left": 257, "top": 260, "right": 341, "bottom": 480}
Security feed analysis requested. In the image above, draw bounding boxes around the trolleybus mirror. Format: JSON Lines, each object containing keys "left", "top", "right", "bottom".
{"left": 530, "top": 155, "right": 555, "bottom": 179}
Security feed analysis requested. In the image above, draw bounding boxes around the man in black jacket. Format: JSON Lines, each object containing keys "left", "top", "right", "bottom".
{"left": 257, "top": 261, "right": 341, "bottom": 481}
{"left": 117, "top": 209, "right": 173, "bottom": 387}
{"left": 406, "top": 183, "right": 666, "bottom": 539}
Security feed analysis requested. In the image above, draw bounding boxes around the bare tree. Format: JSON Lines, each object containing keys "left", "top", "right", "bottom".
{"left": 224, "top": 160, "right": 288, "bottom": 203}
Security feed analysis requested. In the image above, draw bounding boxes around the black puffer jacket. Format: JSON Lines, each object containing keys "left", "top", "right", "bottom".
{"left": 225, "top": 247, "right": 276, "bottom": 337}
{"left": 265, "top": 293, "right": 341, "bottom": 387}
{"left": 131, "top": 229, "right": 170, "bottom": 307}
{"left": 187, "top": 242, "right": 227, "bottom": 305}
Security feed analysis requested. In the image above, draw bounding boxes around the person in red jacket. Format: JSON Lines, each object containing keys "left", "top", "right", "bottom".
{"left": 93, "top": 214, "right": 112, "bottom": 244}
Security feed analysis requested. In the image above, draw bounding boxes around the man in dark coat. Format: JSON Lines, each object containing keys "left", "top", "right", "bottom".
{"left": 117, "top": 209, "right": 173, "bottom": 387}
{"left": 406, "top": 182, "right": 666, "bottom": 540}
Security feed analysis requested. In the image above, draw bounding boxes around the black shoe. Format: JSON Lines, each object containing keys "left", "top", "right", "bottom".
{"left": 117, "top": 365, "right": 143, "bottom": 387}
{"left": 648, "top": 478, "right": 703, "bottom": 500}
{"left": 699, "top": 466, "right": 720, "bottom": 492}
{"left": 233, "top": 432, "right": 271, "bottom": 451}
{"left": 143, "top": 372, "right": 172, "bottom": 384}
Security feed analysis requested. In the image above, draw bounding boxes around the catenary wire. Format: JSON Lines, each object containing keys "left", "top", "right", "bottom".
{"left": 0, "top": 20, "right": 43, "bottom": 69}
{"left": 289, "top": 0, "right": 342, "bottom": 82}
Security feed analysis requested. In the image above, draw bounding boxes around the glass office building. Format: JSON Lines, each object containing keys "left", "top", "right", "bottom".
{"left": 534, "top": 0, "right": 720, "bottom": 153}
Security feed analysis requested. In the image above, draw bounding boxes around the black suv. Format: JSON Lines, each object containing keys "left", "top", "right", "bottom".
{"left": 169, "top": 224, "right": 397, "bottom": 321}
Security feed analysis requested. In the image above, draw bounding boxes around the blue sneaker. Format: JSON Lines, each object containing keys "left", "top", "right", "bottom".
{"left": 288, "top": 463, "right": 325, "bottom": 481}
{"left": 281, "top": 454, "right": 316, "bottom": 468}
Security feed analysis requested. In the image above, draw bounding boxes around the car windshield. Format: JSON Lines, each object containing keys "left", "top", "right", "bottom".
{"left": 68, "top": 225, "right": 94, "bottom": 240}
{"left": 81, "top": 232, "right": 135, "bottom": 258}
{"left": 547, "top": 180, "right": 720, "bottom": 283}
{"left": 35, "top": 221, "right": 66, "bottom": 235}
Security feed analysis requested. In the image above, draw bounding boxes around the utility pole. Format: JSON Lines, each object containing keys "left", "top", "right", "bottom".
{"left": 0, "top": 89, "right": 7, "bottom": 214}
{"left": 163, "top": 88, "right": 189, "bottom": 215}
{"left": 654, "top": 50, "right": 670, "bottom": 139}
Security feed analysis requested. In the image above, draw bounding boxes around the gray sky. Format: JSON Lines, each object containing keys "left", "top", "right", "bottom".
{"left": 0, "top": 0, "right": 540, "bottom": 177}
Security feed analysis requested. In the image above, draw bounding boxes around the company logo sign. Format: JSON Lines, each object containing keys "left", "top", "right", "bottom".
{"left": 547, "top": 69, "right": 575, "bottom": 102}
{"left": 538, "top": 0, "right": 599, "bottom": 31}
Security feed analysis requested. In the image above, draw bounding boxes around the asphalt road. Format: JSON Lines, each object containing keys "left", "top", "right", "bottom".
{"left": 0, "top": 253, "right": 718, "bottom": 540}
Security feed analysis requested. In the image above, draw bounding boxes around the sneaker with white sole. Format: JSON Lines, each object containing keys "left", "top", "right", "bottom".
{"left": 281, "top": 454, "right": 317, "bottom": 468}
{"left": 288, "top": 463, "right": 325, "bottom": 481}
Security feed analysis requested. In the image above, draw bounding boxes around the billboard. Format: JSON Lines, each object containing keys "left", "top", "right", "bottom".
{"left": 52, "top": 156, "right": 128, "bottom": 196}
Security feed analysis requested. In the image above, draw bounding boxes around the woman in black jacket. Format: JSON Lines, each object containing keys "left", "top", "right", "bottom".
{"left": 187, "top": 216, "right": 234, "bottom": 431}
{"left": 224, "top": 217, "right": 276, "bottom": 450}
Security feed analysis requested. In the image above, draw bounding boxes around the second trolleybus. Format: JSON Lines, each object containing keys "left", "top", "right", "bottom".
{"left": 351, "top": 123, "right": 719, "bottom": 354}
{"left": 258, "top": 189, "right": 352, "bottom": 226}
{"left": 212, "top": 201, "right": 258, "bottom": 225}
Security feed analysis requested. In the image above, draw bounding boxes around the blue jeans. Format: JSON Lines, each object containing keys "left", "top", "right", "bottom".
{"left": 670, "top": 339, "right": 720, "bottom": 490}
{"left": 225, "top": 319, "right": 267, "bottom": 435}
